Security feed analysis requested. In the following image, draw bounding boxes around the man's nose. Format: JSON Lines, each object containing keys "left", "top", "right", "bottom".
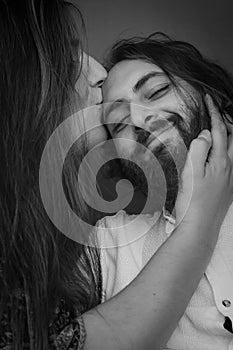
{"left": 130, "top": 103, "right": 157, "bottom": 132}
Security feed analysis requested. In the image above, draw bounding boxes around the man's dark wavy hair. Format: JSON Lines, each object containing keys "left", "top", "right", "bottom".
{"left": 105, "top": 32, "right": 233, "bottom": 123}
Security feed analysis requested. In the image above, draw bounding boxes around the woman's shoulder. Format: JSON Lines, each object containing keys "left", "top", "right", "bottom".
{"left": 48, "top": 299, "right": 86, "bottom": 350}
{"left": 0, "top": 289, "right": 25, "bottom": 349}
{"left": 0, "top": 293, "right": 86, "bottom": 350}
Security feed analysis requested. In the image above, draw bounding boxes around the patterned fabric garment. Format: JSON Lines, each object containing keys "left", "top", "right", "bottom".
{"left": 0, "top": 290, "right": 86, "bottom": 350}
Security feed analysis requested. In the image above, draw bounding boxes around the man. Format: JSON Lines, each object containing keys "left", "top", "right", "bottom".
{"left": 97, "top": 33, "right": 233, "bottom": 349}
{"left": 102, "top": 33, "right": 233, "bottom": 215}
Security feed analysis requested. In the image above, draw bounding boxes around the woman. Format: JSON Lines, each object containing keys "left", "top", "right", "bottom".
{"left": 0, "top": 1, "right": 232, "bottom": 350}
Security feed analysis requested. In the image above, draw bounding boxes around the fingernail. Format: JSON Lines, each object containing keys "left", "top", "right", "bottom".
{"left": 205, "top": 94, "right": 211, "bottom": 103}
{"left": 198, "top": 129, "right": 211, "bottom": 139}
{"left": 199, "top": 129, "right": 209, "bottom": 136}
{"left": 205, "top": 94, "right": 215, "bottom": 108}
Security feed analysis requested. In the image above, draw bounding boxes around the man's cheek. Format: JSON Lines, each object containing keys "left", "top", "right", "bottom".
{"left": 159, "top": 128, "right": 182, "bottom": 149}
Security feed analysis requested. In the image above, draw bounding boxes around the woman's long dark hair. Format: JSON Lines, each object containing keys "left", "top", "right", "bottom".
{"left": 105, "top": 32, "right": 233, "bottom": 122}
{"left": 0, "top": 0, "right": 101, "bottom": 348}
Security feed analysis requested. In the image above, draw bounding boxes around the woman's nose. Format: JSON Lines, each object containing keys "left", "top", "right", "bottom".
{"left": 87, "top": 55, "right": 107, "bottom": 88}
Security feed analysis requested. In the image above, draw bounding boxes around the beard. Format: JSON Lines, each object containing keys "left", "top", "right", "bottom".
{"left": 120, "top": 101, "right": 211, "bottom": 214}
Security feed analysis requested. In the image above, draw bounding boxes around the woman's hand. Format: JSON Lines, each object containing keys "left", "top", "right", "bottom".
{"left": 176, "top": 95, "right": 233, "bottom": 230}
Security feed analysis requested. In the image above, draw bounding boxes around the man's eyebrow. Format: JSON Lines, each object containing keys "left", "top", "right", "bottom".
{"left": 133, "top": 71, "right": 163, "bottom": 93}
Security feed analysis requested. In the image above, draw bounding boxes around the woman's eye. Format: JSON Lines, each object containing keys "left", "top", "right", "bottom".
{"left": 148, "top": 84, "right": 170, "bottom": 100}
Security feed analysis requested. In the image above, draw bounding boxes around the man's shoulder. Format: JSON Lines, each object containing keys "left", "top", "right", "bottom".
{"left": 97, "top": 210, "right": 171, "bottom": 300}
{"left": 95, "top": 210, "right": 164, "bottom": 249}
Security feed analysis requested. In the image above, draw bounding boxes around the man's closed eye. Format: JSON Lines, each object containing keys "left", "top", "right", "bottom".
{"left": 147, "top": 84, "right": 170, "bottom": 100}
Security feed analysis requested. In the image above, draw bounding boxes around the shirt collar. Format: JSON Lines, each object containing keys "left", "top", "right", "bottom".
{"left": 162, "top": 207, "right": 176, "bottom": 224}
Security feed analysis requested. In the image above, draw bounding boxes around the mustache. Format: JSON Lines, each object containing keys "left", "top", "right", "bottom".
{"left": 136, "top": 113, "right": 183, "bottom": 146}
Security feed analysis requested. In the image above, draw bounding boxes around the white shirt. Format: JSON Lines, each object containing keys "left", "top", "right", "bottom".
{"left": 96, "top": 204, "right": 233, "bottom": 350}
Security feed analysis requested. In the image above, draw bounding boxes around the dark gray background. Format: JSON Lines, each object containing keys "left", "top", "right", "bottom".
{"left": 79, "top": 0, "right": 233, "bottom": 72}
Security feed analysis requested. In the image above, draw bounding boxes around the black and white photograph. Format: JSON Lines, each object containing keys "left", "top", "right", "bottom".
{"left": 1, "top": 1, "right": 233, "bottom": 349}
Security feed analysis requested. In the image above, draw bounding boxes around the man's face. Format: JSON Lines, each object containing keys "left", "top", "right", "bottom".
{"left": 103, "top": 59, "right": 210, "bottom": 212}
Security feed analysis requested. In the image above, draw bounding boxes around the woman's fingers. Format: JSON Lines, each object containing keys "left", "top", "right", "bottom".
{"left": 176, "top": 130, "right": 212, "bottom": 224}
{"left": 184, "top": 129, "right": 212, "bottom": 178}
{"left": 205, "top": 95, "right": 228, "bottom": 160}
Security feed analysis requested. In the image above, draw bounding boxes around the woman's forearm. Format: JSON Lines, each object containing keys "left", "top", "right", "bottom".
{"left": 83, "top": 219, "right": 218, "bottom": 350}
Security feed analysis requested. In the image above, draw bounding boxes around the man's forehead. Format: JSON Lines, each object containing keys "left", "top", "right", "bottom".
{"left": 103, "top": 59, "right": 163, "bottom": 101}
